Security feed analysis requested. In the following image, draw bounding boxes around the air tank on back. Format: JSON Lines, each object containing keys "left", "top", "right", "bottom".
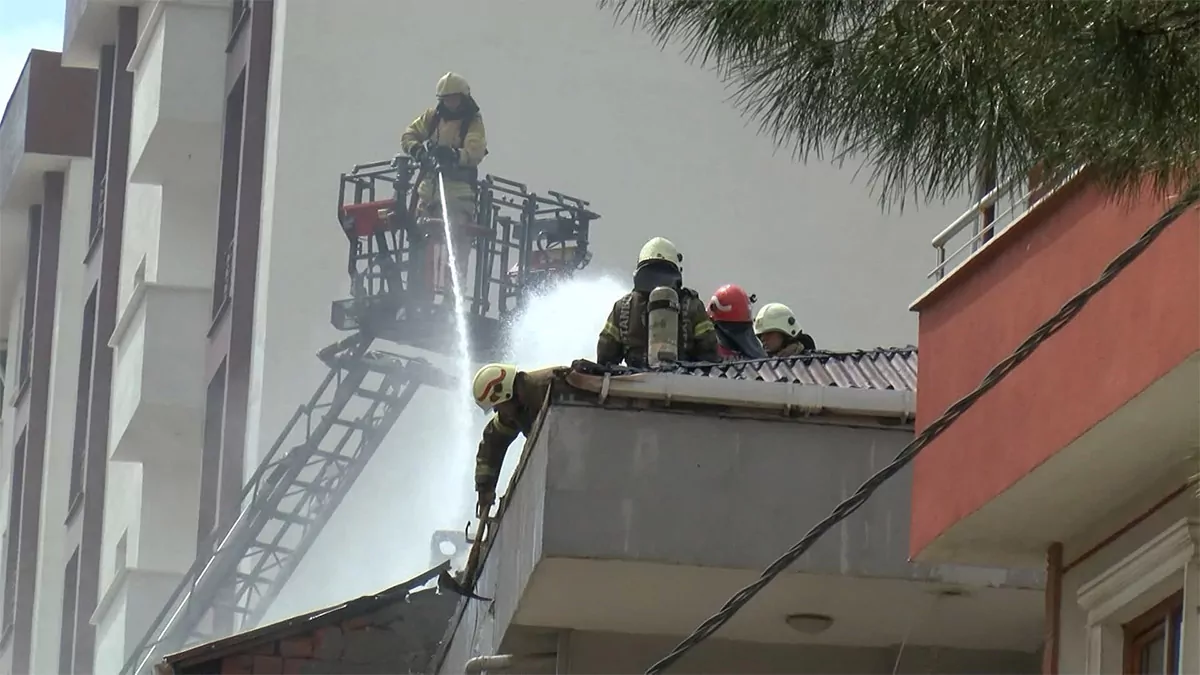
{"left": 647, "top": 286, "right": 680, "bottom": 367}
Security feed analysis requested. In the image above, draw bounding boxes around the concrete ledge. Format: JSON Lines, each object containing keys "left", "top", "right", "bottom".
{"left": 108, "top": 279, "right": 211, "bottom": 463}
{"left": 126, "top": 1, "right": 227, "bottom": 186}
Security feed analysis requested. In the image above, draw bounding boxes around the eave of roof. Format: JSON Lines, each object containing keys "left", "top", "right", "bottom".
{"left": 158, "top": 562, "right": 449, "bottom": 671}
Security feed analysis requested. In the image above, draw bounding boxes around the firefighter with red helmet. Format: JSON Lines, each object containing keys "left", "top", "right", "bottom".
{"left": 707, "top": 284, "right": 768, "bottom": 360}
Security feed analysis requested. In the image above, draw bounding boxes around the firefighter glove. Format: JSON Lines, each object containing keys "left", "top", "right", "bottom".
{"left": 432, "top": 144, "right": 459, "bottom": 166}
{"left": 409, "top": 143, "right": 427, "bottom": 162}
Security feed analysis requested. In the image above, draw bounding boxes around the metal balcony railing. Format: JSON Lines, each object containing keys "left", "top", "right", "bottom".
{"left": 90, "top": 174, "right": 107, "bottom": 243}
{"left": 212, "top": 239, "right": 235, "bottom": 318}
{"left": 929, "top": 167, "right": 1085, "bottom": 282}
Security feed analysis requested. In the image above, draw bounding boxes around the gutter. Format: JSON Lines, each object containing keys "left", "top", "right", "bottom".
{"left": 564, "top": 370, "right": 915, "bottom": 422}
{"left": 464, "top": 653, "right": 557, "bottom": 673}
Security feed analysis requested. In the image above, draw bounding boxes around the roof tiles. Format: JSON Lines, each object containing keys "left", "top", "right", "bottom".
{"left": 676, "top": 346, "right": 917, "bottom": 392}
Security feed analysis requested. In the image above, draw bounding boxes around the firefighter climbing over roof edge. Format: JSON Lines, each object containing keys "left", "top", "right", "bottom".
{"left": 401, "top": 71, "right": 488, "bottom": 235}
{"left": 754, "top": 302, "right": 817, "bottom": 357}
{"left": 596, "top": 237, "right": 720, "bottom": 367}
{"left": 470, "top": 363, "right": 567, "bottom": 520}
{"left": 707, "top": 283, "right": 767, "bottom": 360}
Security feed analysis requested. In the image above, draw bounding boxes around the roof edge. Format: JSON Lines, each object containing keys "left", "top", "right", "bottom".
{"left": 159, "top": 562, "right": 450, "bottom": 671}
{"left": 563, "top": 370, "right": 915, "bottom": 422}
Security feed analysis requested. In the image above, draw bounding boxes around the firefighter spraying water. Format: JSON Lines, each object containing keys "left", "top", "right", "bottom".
{"left": 120, "top": 69, "right": 601, "bottom": 671}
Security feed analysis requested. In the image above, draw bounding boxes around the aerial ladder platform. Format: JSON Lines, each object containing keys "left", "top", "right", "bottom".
{"left": 120, "top": 153, "right": 600, "bottom": 675}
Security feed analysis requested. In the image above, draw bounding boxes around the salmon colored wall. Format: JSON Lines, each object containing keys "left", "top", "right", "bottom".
{"left": 910, "top": 180, "right": 1200, "bottom": 557}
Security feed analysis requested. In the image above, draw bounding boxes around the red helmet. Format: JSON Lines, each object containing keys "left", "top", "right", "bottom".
{"left": 708, "top": 284, "right": 756, "bottom": 323}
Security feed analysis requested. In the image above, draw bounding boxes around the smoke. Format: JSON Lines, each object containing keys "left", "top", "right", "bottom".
{"left": 491, "top": 274, "right": 627, "bottom": 497}
{"left": 262, "top": 273, "right": 626, "bottom": 623}
{"left": 503, "top": 274, "right": 628, "bottom": 369}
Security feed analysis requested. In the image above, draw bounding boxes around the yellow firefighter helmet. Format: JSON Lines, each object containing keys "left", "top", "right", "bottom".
{"left": 754, "top": 302, "right": 801, "bottom": 338}
{"left": 637, "top": 237, "right": 683, "bottom": 271}
{"left": 436, "top": 72, "right": 471, "bottom": 98}
{"left": 472, "top": 363, "right": 517, "bottom": 411}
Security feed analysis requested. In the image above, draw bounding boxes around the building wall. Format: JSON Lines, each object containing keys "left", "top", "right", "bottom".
{"left": 438, "top": 400, "right": 1045, "bottom": 673}
{"left": 0, "top": 275, "right": 23, "bottom": 651}
{"left": 911, "top": 180, "right": 1200, "bottom": 556}
{"left": 1056, "top": 480, "right": 1198, "bottom": 674}
{"left": 29, "top": 158, "right": 91, "bottom": 675}
{"left": 566, "top": 629, "right": 1038, "bottom": 675}
{"left": 0, "top": 174, "right": 68, "bottom": 674}
{"left": 436, "top": 627, "right": 1039, "bottom": 675}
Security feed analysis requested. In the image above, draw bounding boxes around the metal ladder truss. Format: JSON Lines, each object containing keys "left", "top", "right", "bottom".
{"left": 120, "top": 332, "right": 454, "bottom": 675}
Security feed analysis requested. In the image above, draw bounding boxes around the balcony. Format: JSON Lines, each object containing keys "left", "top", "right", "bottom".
{"left": 437, "top": 354, "right": 1047, "bottom": 674}
{"left": 126, "top": 1, "right": 228, "bottom": 186}
{"left": 0, "top": 50, "right": 95, "bottom": 210}
{"left": 108, "top": 270, "right": 211, "bottom": 464}
{"left": 909, "top": 174, "right": 1200, "bottom": 567}
{"left": 62, "top": 0, "right": 120, "bottom": 68}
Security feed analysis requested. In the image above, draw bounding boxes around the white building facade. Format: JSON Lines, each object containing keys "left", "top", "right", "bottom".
{"left": 0, "top": 1, "right": 979, "bottom": 673}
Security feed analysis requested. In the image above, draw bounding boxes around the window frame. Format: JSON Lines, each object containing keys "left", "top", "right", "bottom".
{"left": 1076, "top": 517, "right": 1198, "bottom": 675}
{"left": 1123, "top": 591, "right": 1184, "bottom": 675}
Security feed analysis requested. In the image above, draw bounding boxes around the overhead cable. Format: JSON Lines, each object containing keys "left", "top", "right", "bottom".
{"left": 644, "top": 181, "right": 1200, "bottom": 674}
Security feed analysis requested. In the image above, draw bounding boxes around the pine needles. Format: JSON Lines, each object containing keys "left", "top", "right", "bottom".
{"left": 601, "top": 0, "right": 1200, "bottom": 208}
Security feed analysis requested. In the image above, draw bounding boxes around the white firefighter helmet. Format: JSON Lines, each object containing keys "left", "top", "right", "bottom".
{"left": 436, "top": 72, "right": 471, "bottom": 98}
{"left": 637, "top": 237, "right": 683, "bottom": 270}
{"left": 754, "top": 302, "right": 801, "bottom": 338}
{"left": 472, "top": 363, "right": 517, "bottom": 411}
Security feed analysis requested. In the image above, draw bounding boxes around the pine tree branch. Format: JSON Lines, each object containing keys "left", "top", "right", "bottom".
{"left": 600, "top": 0, "right": 1200, "bottom": 207}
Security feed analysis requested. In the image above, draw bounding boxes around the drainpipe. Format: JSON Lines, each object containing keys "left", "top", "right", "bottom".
{"left": 1042, "top": 542, "right": 1063, "bottom": 675}
{"left": 464, "top": 653, "right": 556, "bottom": 673}
{"left": 556, "top": 630, "right": 573, "bottom": 674}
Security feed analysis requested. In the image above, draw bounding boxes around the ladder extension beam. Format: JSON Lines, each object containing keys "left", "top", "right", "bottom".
{"left": 119, "top": 333, "right": 451, "bottom": 675}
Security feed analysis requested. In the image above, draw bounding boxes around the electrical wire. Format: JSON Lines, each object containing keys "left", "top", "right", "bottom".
{"left": 644, "top": 181, "right": 1200, "bottom": 675}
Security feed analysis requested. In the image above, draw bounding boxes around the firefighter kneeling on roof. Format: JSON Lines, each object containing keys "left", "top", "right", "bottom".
{"left": 707, "top": 284, "right": 767, "bottom": 360}
{"left": 597, "top": 237, "right": 719, "bottom": 366}
{"left": 470, "top": 363, "right": 565, "bottom": 519}
{"left": 401, "top": 72, "right": 488, "bottom": 229}
{"left": 754, "top": 302, "right": 818, "bottom": 357}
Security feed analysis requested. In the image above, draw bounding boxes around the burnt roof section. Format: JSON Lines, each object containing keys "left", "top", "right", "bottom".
{"left": 583, "top": 347, "right": 918, "bottom": 391}
{"left": 159, "top": 562, "right": 454, "bottom": 671}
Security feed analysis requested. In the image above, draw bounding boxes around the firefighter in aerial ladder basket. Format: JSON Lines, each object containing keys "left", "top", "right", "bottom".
{"left": 596, "top": 237, "right": 720, "bottom": 367}
{"left": 707, "top": 284, "right": 768, "bottom": 360}
{"left": 401, "top": 72, "right": 489, "bottom": 288}
{"left": 754, "top": 302, "right": 818, "bottom": 357}
{"left": 470, "top": 363, "right": 566, "bottom": 519}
